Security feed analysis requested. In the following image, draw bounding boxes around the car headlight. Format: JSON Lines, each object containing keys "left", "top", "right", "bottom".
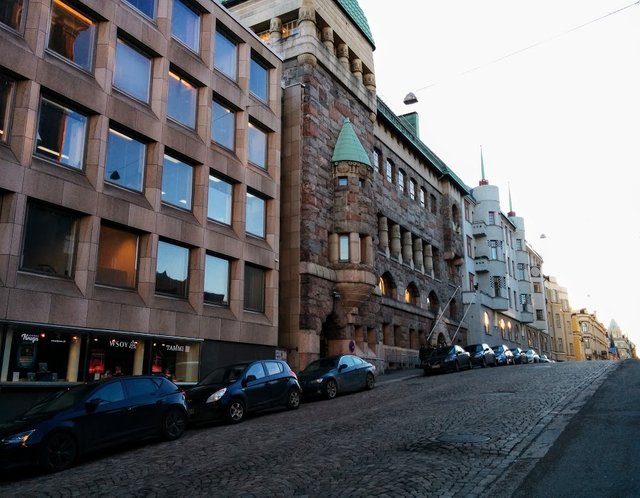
{"left": 313, "top": 378, "right": 324, "bottom": 384}
{"left": 2, "top": 429, "right": 36, "bottom": 446}
{"left": 206, "top": 388, "right": 227, "bottom": 404}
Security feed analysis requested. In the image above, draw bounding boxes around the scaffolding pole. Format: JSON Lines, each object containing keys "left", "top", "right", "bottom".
{"left": 426, "top": 286, "right": 461, "bottom": 343}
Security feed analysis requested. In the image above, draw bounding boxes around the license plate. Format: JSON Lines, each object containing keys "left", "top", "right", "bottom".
{"left": 431, "top": 364, "right": 440, "bottom": 369}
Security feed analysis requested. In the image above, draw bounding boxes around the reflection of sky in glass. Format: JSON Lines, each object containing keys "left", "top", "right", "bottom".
{"left": 214, "top": 31, "right": 237, "bottom": 79}
{"left": 114, "top": 39, "right": 151, "bottom": 102}
{"left": 124, "top": 0, "right": 155, "bottom": 18}
{"left": 248, "top": 123, "right": 266, "bottom": 168}
{"left": 105, "top": 129, "right": 145, "bottom": 192}
{"left": 168, "top": 72, "right": 196, "bottom": 128}
{"left": 49, "top": 0, "right": 95, "bottom": 70}
{"left": 157, "top": 241, "right": 188, "bottom": 280}
{"left": 246, "top": 192, "right": 265, "bottom": 237}
{"left": 36, "top": 99, "right": 87, "bottom": 169}
{"left": 208, "top": 175, "right": 232, "bottom": 223}
{"left": 204, "top": 254, "right": 229, "bottom": 302}
{"left": 250, "top": 58, "right": 268, "bottom": 101}
{"left": 211, "top": 101, "right": 234, "bottom": 150}
{"left": 171, "top": 0, "right": 199, "bottom": 52}
{"left": 162, "top": 155, "right": 192, "bottom": 209}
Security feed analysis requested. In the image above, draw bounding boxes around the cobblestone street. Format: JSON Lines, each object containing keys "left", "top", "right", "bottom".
{"left": 0, "top": 361, "right": 617, "bottom": 497}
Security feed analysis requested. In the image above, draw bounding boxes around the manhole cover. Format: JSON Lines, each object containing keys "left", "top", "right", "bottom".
{"left": 437, "top": 433, "right": 490, "bottom": 444}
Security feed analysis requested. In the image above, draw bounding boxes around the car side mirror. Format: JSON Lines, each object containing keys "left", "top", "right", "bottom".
{"left": 242, "top": 374, "right": 257, "bottom": 386}
{"left": 85, "top": 399, "right": 100, "bottom": 413}
{"left": 339, "top": 363, "right": 348, "bottom": 370}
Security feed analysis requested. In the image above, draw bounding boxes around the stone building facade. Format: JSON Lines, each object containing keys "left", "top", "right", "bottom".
{"left": 0, "top": 0, "right": 282, "bottom": 386}
{"left": 544, "top": 275, "right": 575, "bottom": 361}
{"left": 224, "top": 0, "right": 469, "bottom": 371}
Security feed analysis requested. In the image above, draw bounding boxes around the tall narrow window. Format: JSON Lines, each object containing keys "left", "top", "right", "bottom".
{"left": 123, "top": 0, "right": 155, "bottom": 19}
{"left": 489, "top": 240, "right": 499, "bottom": 260}
{"left": 466, "top": 236, "right": 473, "bottom": 257}
{"left": 113, "top": 39, "right": 151, "bottom": 103}
{"left": 171, "top": 0, "right": 200, "bottom": 52}
{"left": 214, "top": 30, "right": 237, "bottom": 80}
{"left": 0, "top": 74, "right": 14, "bottom": 142}
{"left": 397, "top": 169, "right": 406, "bottom": 192}
{"left": 35, "top": 97, "right": 87, "bottom": 169}
{"left": 105, "top": 128, "right": 146, "bottom": 192}
{"left": 211, "top": 99, "right": 235, "bottom": 150}
{"left": 248, "top": 122, "right": 267, "bottom": 169}
{"left": 385, "top": 160, "right": 393, "bottom": 183}
{"left": 244, "top": 264, "right": 265, "bottom": 312}
{"left": 339, "top": 234, "right": 349, "bottom": 262}
{"left": 162, "top": 154, "right": 192, "bottom": 210}
{"left": 488, "top": 211, "right": 496, "bottom": 224}
{"left": 409, "top": 179, "right": 416, "bottom": 200}
{"left": 245, "top": 191, "right": 266, "bottom": 238}
{"left": 21, "top": 203, "right": 77, "bottom": 278}
{"left": 419, "top": 188, "right": 426, "bottom": 208}
{"left": 204, "top": 253, "right": 230, "bottom": 305}
{"left": 208, "top": 174, "right": 232, "bottom": 224}
{"left": 250, "top": 56, "right": 268, "bottom": 102}
{"left": 167, "top": 70, "right": 197, "bottom": 128}
{"left": 156, "top": 240, "right": 189, "bottom": 297}
{"left": 48, "top": 0, "right": 95, "bottom": 71}
{"left": 430, "top": 194, "right": 437, "bottom": 214}
{"left": 0, "top": 0, "right": 23, "bottom": 31}
{"left": 96, "top": 224, "right": 139, "bottom": 288}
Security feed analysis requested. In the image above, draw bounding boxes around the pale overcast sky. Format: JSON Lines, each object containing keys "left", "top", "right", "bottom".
{"left": 358, "top": 0, "right": 640, "bottom": 343}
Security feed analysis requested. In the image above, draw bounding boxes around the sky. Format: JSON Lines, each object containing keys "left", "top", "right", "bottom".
{"left": 358, "top": 0, "right": 640, "bottom": 344}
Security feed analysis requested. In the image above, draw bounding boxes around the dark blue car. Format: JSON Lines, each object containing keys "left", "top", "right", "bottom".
{"left": 185, "top": 359, "right": 301, "bottom": 424}
{"left": 297, "top": 354, "right": 376, "bottom": 399}
{"left": 0, "top": 375, "right": 188, "bottom": 473}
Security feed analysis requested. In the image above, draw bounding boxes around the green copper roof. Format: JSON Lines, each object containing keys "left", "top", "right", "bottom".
{"left": 335, "top": 0, "right": 375, "bottom": 47}
{"left": 332, "top": 118, "right": 372, "bottom": 167}
{"left": 376, "top": 98, "right": 470, "bottom": 195}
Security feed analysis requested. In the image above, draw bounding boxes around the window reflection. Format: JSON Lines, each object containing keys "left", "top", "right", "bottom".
{"left": 48, "top": 0, "right": 95, "bottom": 70}
{"left": 156, "top": 240, "right": 189, "bottom": 297}
{"left": 35, "top": 97, "right": 87, "bottom": 169}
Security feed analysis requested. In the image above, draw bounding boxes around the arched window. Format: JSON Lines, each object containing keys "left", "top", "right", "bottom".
{"left": 379, "top": 272, "right": 395, "bottom": 298}
{"left": 426, "top": 290, "right": 439, "bottom": 313}
{"left": 404, "top": 282, "right": 420, "bottom": 305}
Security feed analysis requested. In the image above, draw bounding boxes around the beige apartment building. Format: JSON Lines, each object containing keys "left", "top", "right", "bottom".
{"left": 0, "top": 0, "right": 282, "bottom": 386}
{"left": 544, "top": 275, "right": 575, "bottom": 361}
{"left": 572, "top": 309, "right": 609, "bottom": 361}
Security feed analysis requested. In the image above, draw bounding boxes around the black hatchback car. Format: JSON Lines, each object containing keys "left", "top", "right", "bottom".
{"left": 298, "top": 354, "right": 376, "bottom": 399}
{"left": 422, "top": 345, "right": 472, "bottom": 375}
{"left": 0, "top": 375, "right": 188, "bottom": 473}
{"left": 464, "top": 343, "right": 497, "bottom": 368}
{"left": 185, "top": 359, "right": 301, "bottom": 424}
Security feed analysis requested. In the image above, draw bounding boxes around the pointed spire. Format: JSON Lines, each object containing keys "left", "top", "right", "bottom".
{"left": 508, "top": 182, "right": 516, "bottom": 217}
{"left": 331, "top": 118, "right": 372, "bottom": 167}
{"left": 479, "top": 145, "right": 488, "bottom": 185}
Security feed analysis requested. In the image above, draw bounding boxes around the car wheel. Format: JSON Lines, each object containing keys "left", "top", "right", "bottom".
{"left": 365, "top": 372, "right": 375, "bottom": 390}
{"left": 162, "top": 407, "right": 187, "bottom": 440}
{"left": 226, "top": 398, "right": 246, "bottom": 423}
{"left": 325, "top": 379, "right": 338, "bottom": 399}
{"left": 39, "top": 431, "right": 77, "bottom": 473}
{"left": 286, "top": 388, "right": 301, "bottom": 410}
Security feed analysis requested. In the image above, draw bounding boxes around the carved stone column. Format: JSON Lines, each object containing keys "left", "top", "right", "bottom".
{"left": 350, "top": 58, "right": 362, "bottom": 82}
{"left": 390, "top": 224, "right": 401, "bottom": 261}
{"left": 364, "top": 72, "right": 376, "bottom": 92}
{"left": 402, "top": 231, "right": 413, "bottom": 267}
{"left": 298, "top": 0, "right": 316, "bottom": 37}
{"left": 378, "top": 216, "right": 389, "bottom": 255}
{"left": 423, "top": 243, "right": 434, "bottom": 277}
{"left": 413, "top": 238, "right": 424, "bottom": 273}
{"left": 322, "top": 26, "right": 334, "bottom": 52}
{"left": 337, "top": 43, "right": 349, "bottom": 69}
{"left": 269, "top": 17, "right": 282, "bottom": 42}
{"left": 349, "top": 232, "right": 360, "bottom": 264}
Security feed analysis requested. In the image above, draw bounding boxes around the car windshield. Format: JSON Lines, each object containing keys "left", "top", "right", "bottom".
{"left": 465, "top": 345, "right": 482, "bottom": 352}
{"left": 430, "top": 346, "right": 454, "bottom": 357}
{"left": 200, "top": 364, "right": 248, "bottom": 386}
{"left": 301, "top": 358, "right": 338, "bottom": 372}
{"left": 22, "top": 384, "right": 94, "bottom": 418}
{"left": 492, "top": 346, "right": 502, "bottom": 352}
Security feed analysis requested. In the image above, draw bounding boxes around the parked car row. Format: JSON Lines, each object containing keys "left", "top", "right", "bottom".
{"left": 0, "top": 354, "right": 376, "bottom": 474}
{"left": 421, "top": 343, "right": 545, "bottom": 375}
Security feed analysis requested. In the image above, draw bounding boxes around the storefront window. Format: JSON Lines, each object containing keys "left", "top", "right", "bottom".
{"left": 150, "top": 340, "right": 200, "bottom": 382}
{"left": 87, "top": 335, "right": 146, "bottom": 380}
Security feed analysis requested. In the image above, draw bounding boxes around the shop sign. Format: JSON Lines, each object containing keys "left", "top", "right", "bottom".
{"left": 165, "top": 344, "right": 190, "bottom": 352}
{"left": 109, "top": 339, "right": 138, "bottom": 349}
{"left": 21, "top": 333, "right": 39, "bottom": 343}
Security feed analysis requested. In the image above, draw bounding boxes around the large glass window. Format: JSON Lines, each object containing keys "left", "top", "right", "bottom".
{"left": 248, "top": 122, "right": 267, "bottom": 169}
{"left": 214, "top": 30, "right": 237, "bottom": 80}
{"left": 171, "top": 0, "right": 200, "bottom": 52}
{"left": 250, "top": 57, "right": 268, "bottom": 102}
{"left": 167, "top": 70, "right": 196, "bottom": 128}
{"left": 211, "top": 99, "right": 235, "bottom": 150}
{"left": 48, "top": 0, "right": 95, "bottom": 71}
{"left": 0, "top": 75, "right": 15, "bottom": 142}
{"left": 113, "top": 39, "right": 151, "bottom": 103}
{"left": 96, "top": 224, "right": 139, "bottom": 288}
{"left": 244, "top": 264, "right": 265, "bottom": 313}
{"left": 204, "top": 253, "right": 230, "bottom": 305}
{"left": 162, "top": 154, "right": 192, "bottom": 210}
{"left": 207, "top": 174, "right": 232, "bottom": 224}
{"left": 21, "top": 203, "right": 77, "bottom": 278}
{"left": 105, "top": 128, "right": 146, "bottom": 192}
{"left": 0, "top": 0, "right": 23, "bottom": 31}
{"left": 151, "top": 340, "right": 200, "bottom": 382}
{"left": 339, "top": 234, "right": 349, "bottom": 262}
{"left": 245, "top": 191, "right": 265, "bottom": 238}
{"left": 156, "top": 240, "right": 189, "bottom": 298}
{"left": 35, "top": 97, "right": 87, "bottom": 169}
{"left": 123, "top": 0, "right": 155, "bottom": 19}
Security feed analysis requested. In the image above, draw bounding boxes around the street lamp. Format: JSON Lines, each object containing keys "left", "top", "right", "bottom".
{"left": 403, "top": 92, "right": 418, "bottom": 105}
